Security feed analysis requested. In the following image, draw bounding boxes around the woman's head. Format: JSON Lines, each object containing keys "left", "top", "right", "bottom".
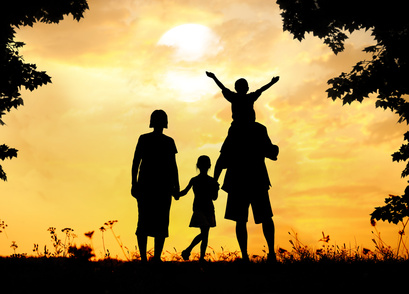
{"left": 149, "top": 109, "right": 168, "bottom": 129}
{"left": 196, "top": 155, "right": 211, "bottom": 171}
{"left": 235, "top": 78, "right": 249, "bottom": 94}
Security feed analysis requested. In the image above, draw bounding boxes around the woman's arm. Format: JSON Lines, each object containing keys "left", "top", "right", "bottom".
{"left": 171, "top": 154, "right": 180, "bottom": 199}
{"left": 131, "top": 142, "right": 142, "bottom": 198}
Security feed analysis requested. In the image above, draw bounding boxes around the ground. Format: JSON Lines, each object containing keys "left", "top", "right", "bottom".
{"left": 0, "top": 257, "right": 406, "bottom": 293}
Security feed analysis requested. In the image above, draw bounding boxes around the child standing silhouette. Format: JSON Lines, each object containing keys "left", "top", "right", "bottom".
{"left": 175, "top": 155, "right": 219, "bottom": 262}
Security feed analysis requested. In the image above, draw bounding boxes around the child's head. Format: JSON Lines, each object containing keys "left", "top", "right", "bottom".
{"left": 235, "top": 78, "right": 249, "bottom": 94}
{"left": 196, "top": 155, "right": 211, "bottom": 172}
{"left": 149, "top": 109, "right": 168, "bottom": 129}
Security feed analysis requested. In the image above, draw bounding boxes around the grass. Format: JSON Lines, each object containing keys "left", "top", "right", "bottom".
{"left": 1, "top": 218, "right": 408, "bottom": 293}
{"left": 1, "top": 254, "right": 407, "bottom": 294}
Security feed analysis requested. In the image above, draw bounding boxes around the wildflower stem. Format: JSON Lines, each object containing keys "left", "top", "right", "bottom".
{"left": 104, "top": 221, "right": 130, "bottom": 261}
{"left": 397, "top": 218, "right": 408, "bottom": 257}
{"left": 109, "top": 228, "right": 130, "bottom": 261}
{"left": 102, "top": 233, "right": 106, "bottom": 257}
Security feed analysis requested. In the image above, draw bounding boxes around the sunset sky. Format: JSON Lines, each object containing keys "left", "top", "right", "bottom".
{"left": 1, "top": 0, "right": 407, "bottom": 259}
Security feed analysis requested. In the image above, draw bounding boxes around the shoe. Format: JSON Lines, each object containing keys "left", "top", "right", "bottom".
{"left": 181, "top": 249, "right": 190, "bottom": 261}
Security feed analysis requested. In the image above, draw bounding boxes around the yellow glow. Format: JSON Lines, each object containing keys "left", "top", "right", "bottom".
{"left": 1, "top": 0, "right": 406, "bottom": 259}
{"left": 157, "top": 24, "right": 222, "bottom": 61}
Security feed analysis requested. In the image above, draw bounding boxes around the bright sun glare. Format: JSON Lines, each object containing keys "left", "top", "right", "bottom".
{"left": 157, "top": 24, "right": 222, "bottom": 102}
{"left": 157, "top": 23, "right": 221, "bottom": 61}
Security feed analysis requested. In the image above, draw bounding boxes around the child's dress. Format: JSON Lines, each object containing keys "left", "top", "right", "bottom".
{"left": 189, "top": 175, "right": 219, "bottom": 228}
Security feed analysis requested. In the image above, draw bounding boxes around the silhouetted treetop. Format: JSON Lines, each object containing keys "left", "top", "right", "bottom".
{"left": 277, "top": 0, "right": 408, "bottom": 54}
{"left": 0, "top": 0, "right": 89, "bottom": 181}
{"left": 0, "top": 0, "right": 88, "bottom": 28}
{"left": 277, "top": 0, "right": 409, "bottom": 178}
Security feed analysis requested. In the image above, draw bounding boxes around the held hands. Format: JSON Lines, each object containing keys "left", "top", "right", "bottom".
{"left": 173, "top": 187, "right": 181, "bottom": 200}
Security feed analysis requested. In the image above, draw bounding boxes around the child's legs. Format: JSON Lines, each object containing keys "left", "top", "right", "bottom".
{"left": 185, "top": 227, "right": 210, "bottom": 259}
{"left": 199, "top": 227, "right": 210, "bottom": 259}
{"left": 186, "top": 233, "right": 202, "bottom": 251}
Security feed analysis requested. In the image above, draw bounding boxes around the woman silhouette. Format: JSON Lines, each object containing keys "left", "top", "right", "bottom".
{"left": 131, "top": 110, "right": 180, "bottom": 262}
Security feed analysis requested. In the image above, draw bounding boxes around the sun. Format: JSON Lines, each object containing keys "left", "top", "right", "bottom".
{"left": 157, "top": 24, "right": 221, "bottom": 62}
{"left": 156, "top": 24, "right": 222, "bottom": 102}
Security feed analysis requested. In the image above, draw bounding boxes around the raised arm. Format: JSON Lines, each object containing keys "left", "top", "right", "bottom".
{"left": 206, "top": 71, "right": 228, "bottom": 91}
{"left": 257, "top": 76, "right": 280, "bottom": 93}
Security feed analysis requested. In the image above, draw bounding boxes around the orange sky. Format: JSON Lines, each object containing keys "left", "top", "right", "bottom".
{"left": 1, "top": 0, "right": 407, "bottom": 259}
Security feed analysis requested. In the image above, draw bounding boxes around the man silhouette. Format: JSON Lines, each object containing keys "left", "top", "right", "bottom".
{"left": 207, "top": 72, "right": 279, "bottom": 262}
{"left": 217, "top": 130, "right": 278, "bottom": 262}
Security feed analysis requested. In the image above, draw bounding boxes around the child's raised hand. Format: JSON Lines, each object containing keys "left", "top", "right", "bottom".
{"left": 271, "top": 76, "right": 280, "bottom": 84}
{"left": 206, "top": 71, "right": 215, "bottom": 79}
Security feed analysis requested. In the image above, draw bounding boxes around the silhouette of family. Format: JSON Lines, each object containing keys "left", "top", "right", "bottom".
{"left": 131, "top": 72, "right": 279, "bottom": 263}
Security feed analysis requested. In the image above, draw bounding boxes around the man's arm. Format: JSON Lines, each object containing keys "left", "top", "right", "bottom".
{"left": 213, "top": 156, "right": 225, "bottom": 182}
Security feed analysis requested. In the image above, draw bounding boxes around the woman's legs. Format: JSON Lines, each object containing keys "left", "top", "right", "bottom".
{"left": 136, "top": 234, "right": 165, "bottom": 262}
{"left": 137, "top": 234, "right": 148, "bottom": 262}
{"left": 153, "top": 236, "right": 165, "bottom": 262}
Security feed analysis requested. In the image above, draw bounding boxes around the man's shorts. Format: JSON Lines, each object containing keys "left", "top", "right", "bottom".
{"left": 224, "top": 190, "right": 273, "bottom": 224}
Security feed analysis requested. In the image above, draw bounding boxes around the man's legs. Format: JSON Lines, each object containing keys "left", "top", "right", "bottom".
{"left": 236, "top": 221, "right": 249, "bottom": 261}
{"left": 262, "top": 218, "right": 276, "bottom": 261}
